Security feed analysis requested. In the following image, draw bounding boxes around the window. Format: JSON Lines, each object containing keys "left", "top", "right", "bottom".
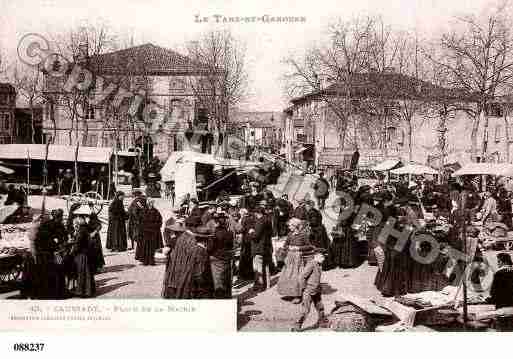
{"left": 0, "top": 113, "right": 10, "bottom": 131}
{"left": 84, "top": 99, "right": 95, "bottom": 120}
{"left": 495, "top": 125, "right": 502, "bottom": 143}
{"left": 486, "top": 103, "right": 503, "bottom": 117}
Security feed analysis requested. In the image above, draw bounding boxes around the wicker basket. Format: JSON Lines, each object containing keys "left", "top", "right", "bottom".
{"left": 329, "top": 302, "right": 374, "bottom": 332}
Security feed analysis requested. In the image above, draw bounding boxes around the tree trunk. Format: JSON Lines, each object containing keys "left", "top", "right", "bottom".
{"left": 481, "top": 112, "right": 490, "bottom": 161}
{"left": 30, "top": 99, "right": 35, "bottom": 144}
{"left": 504, "top": 110, "right": 510, "bottom": 163}
{"left": 407, "top": 120, "right": 413, "bottom": 163}
{"left": 470, "top": 114, "right": 480, "bottom": 162}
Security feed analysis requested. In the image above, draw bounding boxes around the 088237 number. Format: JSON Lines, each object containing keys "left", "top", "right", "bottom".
{"left": 13, "top": 343, "right": 45, "bottom": 352}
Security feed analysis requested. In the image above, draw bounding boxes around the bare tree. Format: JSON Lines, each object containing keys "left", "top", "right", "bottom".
{"left": 425, "top": 3, "right": 513, "bottom": 162}
{"left": 12, "top": 64, "right": 45, "bottom": 143}
{"left": 283, "top": 15, "right": 377, "bottom": 151}
{"left": 187, "top": 29, "right": 248, "bottom": 155}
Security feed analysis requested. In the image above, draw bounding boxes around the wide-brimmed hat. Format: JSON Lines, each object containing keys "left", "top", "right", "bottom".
{"left": 167, "top": 221, "right": 186, "bottom": 232}
{"left": 192, "top": 225, "right": 214, "bottom": 238}
{"left": 73, "top": 205, "right": 92, "bottom": 216}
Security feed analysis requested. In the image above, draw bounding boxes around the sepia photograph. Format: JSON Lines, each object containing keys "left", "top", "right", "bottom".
{"left": 1, "top": 0, "right": 513, "bottom": 338}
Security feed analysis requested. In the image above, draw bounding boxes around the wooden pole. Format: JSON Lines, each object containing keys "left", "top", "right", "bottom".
{"left": 461, "top": 190, "right": 469, "bottom": 330}
{"left": 26, "top": 148, "right": 30, "bottom": 206}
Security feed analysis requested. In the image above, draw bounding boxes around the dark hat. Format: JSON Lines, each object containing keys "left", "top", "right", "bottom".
{"left": 116, "top": 190, "right": 125, "bottom": 197}
{"left": 192, "top": 225, "right": 214, "bottom": 238}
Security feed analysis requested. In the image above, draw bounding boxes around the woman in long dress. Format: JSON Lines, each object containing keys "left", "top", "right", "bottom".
{"left": 70, "top": 218, "right": 96, "bottom": 297}
{"left": 106, "top": 191, "right": 128, "bottom": 252}
{"left": 139, "top": 200, "right": 164, "bottom": 266}
{"left": 88, "top": 213, "right": 105, "bottom": 273}
{"left": 238, "top": 208, "right": 255, "bottom": 281}
{"left": 277, "top": 218, "right": 314, "bottom": 303}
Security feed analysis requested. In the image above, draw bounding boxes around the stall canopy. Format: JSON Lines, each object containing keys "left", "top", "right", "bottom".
{"left": 160, "top": 151, "right": 259, "bottom": 182}
{"left": 452, "top": 163, "right": 513, "bottom": 177}
{"left": 371, "top": 159, "right": 402, "bottom": 171}
{"left": 390, "top": 164, "right": 439, "bottom": 175}
{"left": 0, "top": 144, "right": 113, "bottom": 164}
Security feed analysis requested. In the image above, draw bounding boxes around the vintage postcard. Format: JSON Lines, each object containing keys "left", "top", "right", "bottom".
{"left": 0, "top": 0, "right": 512, "bottom": 344}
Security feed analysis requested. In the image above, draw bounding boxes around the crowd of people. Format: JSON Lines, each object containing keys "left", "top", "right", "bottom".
{"left": 21, "top": 207, "right": 104, "bottom": 299}
{"left": 13, "top": 161, "right": 513, "bottom": 331}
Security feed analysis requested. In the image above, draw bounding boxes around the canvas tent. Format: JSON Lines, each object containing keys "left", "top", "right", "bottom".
{"left": 160, "top": 151, "right": 259, "bottom": 205}
{"left": 390, "top": 164, "right": 439, "bottom": 175}
{"left": 0, "top": 144, "right": 113, "bottom": 164}
{"left": 371, "top": 159, "right": 402, "bottom": 172}
{"left": 451, "top": 163, "right": 513, "bottom": 177}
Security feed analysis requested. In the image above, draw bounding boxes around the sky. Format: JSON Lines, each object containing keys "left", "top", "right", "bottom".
{"left": 0, "top": 0, "right": 498, "bottom": 111}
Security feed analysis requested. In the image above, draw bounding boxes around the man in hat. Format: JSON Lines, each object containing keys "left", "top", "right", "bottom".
{"left": 201, "top": 202, "right": 217, "bottom": 225}
{"left": 128, "top": 190, "right": 147, "bottom": 253}
{"left": 293, "top": 196, "right": 308, "bottom": 220}
{"left": 313, "top": 172, "right": 330, "bottom": 210}
{"left": 248, "top": 207, "right": 273, "bottom": 291}
{"left": 163, "top": 217, "right": 186, "bottom": 253}
{"left": 162, "top": 217, "right": 214, "bottom": 299}
{"left": 209, "top": 211, "right": 234, "bottom": 298}
{"left": 62, "top": 168, "right": 74, "bottom": 195}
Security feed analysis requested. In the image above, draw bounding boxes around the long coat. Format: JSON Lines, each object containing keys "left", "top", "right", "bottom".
{"left": 161, "top": 232, "right": 213, "bottom": 299}
{"left": 128, "top": 197, "right": 146, "bottom": 242}
{"left": 106, "top": 198, "right": 128, "bottom": 252}
{"left": 139, "top": 208, "right": 164, "bottom": 265}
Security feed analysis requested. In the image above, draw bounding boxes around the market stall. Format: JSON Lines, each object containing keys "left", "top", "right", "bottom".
{"left": 160, "top": 151, "right": 260, "bottom": 206}
{"left": 0, "top": 222, "right": 31, "bottom": 285}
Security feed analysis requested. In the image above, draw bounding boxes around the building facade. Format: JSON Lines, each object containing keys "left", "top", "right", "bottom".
{"left": 283, "top": 70, "right": 513, "bottom": 172}
{"left": 42, "top": 43, "right": 221, "bottom": 161}
{"left": 0, "top": 83, "right": 16, "bottom": 144}
{"left": 229, "top": 111, "right": 282, "bottom": 153}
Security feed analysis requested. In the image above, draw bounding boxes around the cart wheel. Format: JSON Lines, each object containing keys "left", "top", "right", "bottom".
{"left": 84, "top": 191, "right": 104, "bottom": 215}
{"left": 505, "top": 242, "right": 513, "bottom": 251}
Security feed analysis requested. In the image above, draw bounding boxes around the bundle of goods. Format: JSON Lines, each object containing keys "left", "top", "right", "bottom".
{"left": 0, "top": 223, "right": 31, "bottom": 251}
{"left": 328, "top": 295, "right": 394, "bottom": 332}
{"left": 478, "top": 222, "right": 512, "bottom": 250}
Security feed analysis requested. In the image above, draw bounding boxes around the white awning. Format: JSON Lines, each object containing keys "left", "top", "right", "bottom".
{"left": 371, "top": 159, "right": 402, "bottom": 171}
{"left": 295, "top": 147, "right": 306, "bottom": 154}
{"left": 452, "top": 163, "right": 513, "bottom": 177}
{"left": 0, "top": 144, "right": 113, "bottom": 164}
{"left": 391, "top": 164, "right": 439, "bottom": 175}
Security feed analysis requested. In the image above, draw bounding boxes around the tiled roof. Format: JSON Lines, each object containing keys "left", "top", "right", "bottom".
{"left": 291, "top": 72, "right": 476, "bottom": 104}
{"left": 87, "top": 43, "right": 208, "bottom": 75}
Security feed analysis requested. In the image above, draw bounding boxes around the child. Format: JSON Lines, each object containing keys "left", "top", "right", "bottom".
{"left": 291, "top": 250, "right": 329, "bottom": 332}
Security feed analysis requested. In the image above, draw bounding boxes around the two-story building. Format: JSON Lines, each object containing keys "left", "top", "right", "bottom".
{"left": 229, "top": 111, "right": 282, "bottom": 153}
{"left": 0, "top": 83, "right": 16, "bottom": 144}
{"left": 0, "top": 83, "right": 43, "bottom": 144}
{"left": 42, "top": 43, "right": 222, "bottom": 161}
{"left": 282, "top": 69, "right": 513, "bottom": 175}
